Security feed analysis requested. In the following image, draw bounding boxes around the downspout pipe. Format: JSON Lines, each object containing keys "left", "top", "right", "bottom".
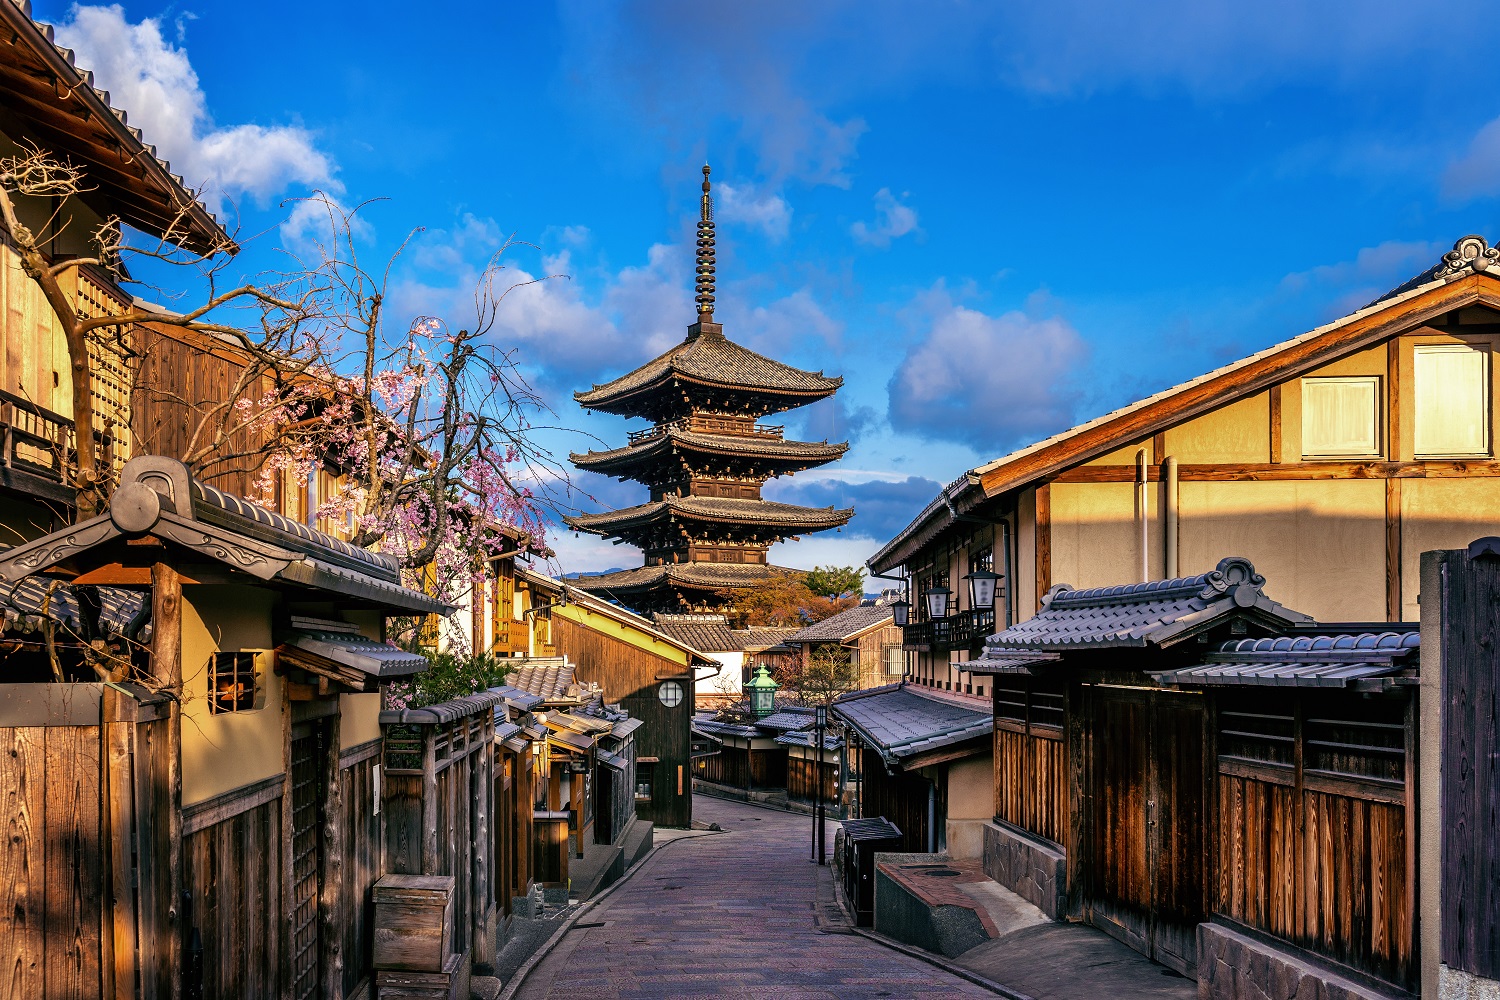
{"left": 1164, "top": 457, "right": 1179, "bottom": 579}
{"left": 1136, "top": 449, "right": 1149, "bottom": 582}
{"left": 926, "top": 779, "right": 937, "bottom": 853}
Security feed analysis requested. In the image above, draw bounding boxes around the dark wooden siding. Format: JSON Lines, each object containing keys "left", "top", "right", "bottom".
{"left": 0, "top": 725, "right": 104, "bottom": 1000}
{"left": 859, "top": 746, "right": 930, "bottom": 853}
{"left": 994, "top": 728, "right": 1066, "bottom": 845}
{"left": 787, "top": 756, "right": 837, "bottom": 804}
{"left": 337, "top": 745, "right": 381, "bottom": 998}
{"left": 1213, "top": 690, "right": 1415, "bottom": 989}
{"left": 184, "top": 796, "right": 282, "bottom": 999}
{"left": 553, "top": 615, "right": 693, "bottom": 828}
{"left": 695, "top": 745, "right": 749, "bottom": 788}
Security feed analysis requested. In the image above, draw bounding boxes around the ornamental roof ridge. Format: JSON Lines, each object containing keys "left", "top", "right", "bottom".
{"left": 1043, "top": 556, "right": 1265, "bottom": 609}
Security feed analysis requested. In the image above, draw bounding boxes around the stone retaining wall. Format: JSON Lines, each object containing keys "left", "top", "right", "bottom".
{"left": 1197, "top": 923, "right": 1405, "bottom": 1000}
{"left": 981, "top": 820, "right": 1066, "bottom": 920}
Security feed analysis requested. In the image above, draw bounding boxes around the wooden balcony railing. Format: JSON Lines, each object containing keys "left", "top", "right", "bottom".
{"left": 0, "top": 390, "right": 117, "bottom": 496}
{"left": 901, "top": 608, "right": 996, "bottom": 652}
{"left": 627, "top": 416, "right": 786, "bottom": 446}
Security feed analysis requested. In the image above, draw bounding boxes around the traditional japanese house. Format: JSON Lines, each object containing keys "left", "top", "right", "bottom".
{"left": 0, "top": 455, "right": 452, "bottom": 999}
{"left": 651, "top": 612, "right": 746, "bottom": 708}
{"left": 967, "top": 557, "right": 1420, "bottom": 998}
{"left": 781, "top": 602, "right": 902, "bottom": 692}
{"left": 512, "top": 569, "right": 715, "bottom": 827}
{"left": 863, "top": 232, "right": 1500, "bottom": 886}
{"left": 830, "top": 684, "right": 994, "bottom": 856}
{"left": 489, "top": 683, "right": 544, "bottom": 923}
{"left": 566, "top": 165, "right": 852, "bottom": 614}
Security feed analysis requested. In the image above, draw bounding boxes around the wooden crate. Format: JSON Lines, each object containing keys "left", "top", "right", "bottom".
{"left": 375, "top": 953, "right": 469, "bottom": 1000}
{"left": 372, "top": 874, "right": 455, "bottom": 972}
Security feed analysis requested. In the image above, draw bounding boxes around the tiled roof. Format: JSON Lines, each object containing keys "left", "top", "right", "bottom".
{"left": 576, "top": 328, "right": 842, "bottom": 413}
{"left": 733, "top": 626, "right": 803, "bottom": 649}
{"left": 831, "top": 684, "right": 992, "bottom": 765}
{"left": 570, "top": 562, "right": 800, "bottom": 596}
{"left": 651, "top": 613, "right": 745, "bottom": 652}
{"left": 960, "top": 649, "right": 1060, "bottom": 676}
{"left": 979, "top": 557, "right": 1308, "bottom": 658}
{"left": 0, "top": 573, "right": 143, "bottom": 635}
{"left": 571, "top": 430, "right": 847, "bottom": 472}
{"left": 692, "top": 718, "right": 763, "bottom": 740}
{"left": 775, "top": 729, "right": 842, "bottom": 751}
{"left": 1369, "top": 235, "right": 1498, "bottom": 306}
{"left": 565, "top": 495, "right": 853, "bottom": 534}
{"left": 488, "top": 683, "right": 545, "bottom": 713}
{"left": 784, "top": 604, "right": 893, "bottom": 645}
{"left": 753, "top": 709, "right": 815, "bottom": 732}
{"left": 284, "top": 626, "right": 428, "bottom": 679}
{"left": 504, "top": 660, "right": 579, "bottom": 701}
{"left": 1156, "top": 628, "right": 1419, "bottom": 689}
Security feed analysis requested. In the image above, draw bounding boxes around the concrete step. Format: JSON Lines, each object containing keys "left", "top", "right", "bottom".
{"left": 619, "top": 817, "right": 654, "bottom": 869}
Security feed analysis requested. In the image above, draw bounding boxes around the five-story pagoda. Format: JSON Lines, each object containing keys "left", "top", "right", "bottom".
{"left": 566, "top": 166, "right": 854, "bottom": 614}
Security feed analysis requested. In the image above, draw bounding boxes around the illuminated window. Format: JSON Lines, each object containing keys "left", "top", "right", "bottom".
{"left": 657, "top": 681, "right": 685, "bottom": 708}
{"left": 1301, "top": 377, "right": 1381, "bottom": 457}
{"left": 209, "top": 651, "right": 258, "bottom": 714}
{"left": 1415, "top": 344, "right": 1490, "bottom": 457}
{"left": 885, "top": 646, "right": 904, "bottom": 675}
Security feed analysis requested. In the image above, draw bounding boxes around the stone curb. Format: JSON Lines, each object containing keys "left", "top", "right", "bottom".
{"left": 496, "top": 826, "right": 722, "bottom": 1000}
{"left": 822, "top": 851, "right": 1034, "bottom": 1000}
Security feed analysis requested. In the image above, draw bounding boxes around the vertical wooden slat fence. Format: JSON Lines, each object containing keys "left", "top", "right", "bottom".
{"left": 380, "top": 693, "right": 498, "bottom": 970}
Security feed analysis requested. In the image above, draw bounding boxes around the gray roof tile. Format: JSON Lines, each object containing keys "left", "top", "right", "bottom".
{"left": 831, "top": 685, "right": 991, "bottom": 763}
{"left": 784, "top": 604, "right": 894, "bottom": 644}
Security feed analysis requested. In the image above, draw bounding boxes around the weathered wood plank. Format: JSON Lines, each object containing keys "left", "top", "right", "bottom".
{"left": 0, "top": 726, "right": 46, "bottom": 998}
{"left": 45, "top": 725, "right": 102, "bottom": 999}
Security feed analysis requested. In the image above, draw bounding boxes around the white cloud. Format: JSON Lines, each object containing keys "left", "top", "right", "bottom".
{"left": 888, "top": 285, "right": 1087, "bottom": 451}
{"left": 851, "top": 188, "right": 920, "bottom": 248}
{"left": 734, "top": 288, "right": 842, "bottom": 357}
{"left": 716, "top": 183, "right": 792, "bottom": 240}
{"left": 55, "top": 5, "right": 335, "bottom": 217}
{"left": 1280, "top": 239, "right": 1442, "bottom": 318}
{"left": 1445, "top": 116, "right": 1500, "bottom": 201}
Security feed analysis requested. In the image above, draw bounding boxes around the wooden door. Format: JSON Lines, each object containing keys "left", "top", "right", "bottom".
{"left": 288, "top": 723, "right": 325, "bottom": 1000}
{"left": 1085, "top": 688, "right": 1206, "bottom": 976}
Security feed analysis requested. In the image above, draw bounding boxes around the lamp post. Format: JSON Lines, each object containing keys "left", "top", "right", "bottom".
{"left": 746, "top": 665, "right": 778, "bottom": 718}
{"left": 813, "top": 703, "right": 828, "bottom": 865}
{"left": 923, "top": 585, "right": 951, "bottom": 621}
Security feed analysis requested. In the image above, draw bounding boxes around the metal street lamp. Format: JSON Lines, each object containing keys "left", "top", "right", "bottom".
{"left": 890, "top": 597, "right": 910, "bottom": 627}
{"left": 746, "top": 665, "right": 779, "bottom": 718}
{"left": 813, "top": 704, "right": 829, "bottom": 866}
{"left": 964, "top": 570, "right": 1001, "bottom": 611}
{"left": 923, "top": 585, "right": 951, "bottom": 620}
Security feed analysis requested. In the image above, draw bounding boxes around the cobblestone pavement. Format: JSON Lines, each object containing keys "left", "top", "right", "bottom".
{"left": 511, "top": 796, "right": 996, "bottom": 999}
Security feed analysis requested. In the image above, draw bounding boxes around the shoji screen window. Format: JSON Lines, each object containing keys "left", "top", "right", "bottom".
{"left": 1302, "top": 376, "right": 1381, "bottom": 457}
{"left": 1414, "top": 344, "right": 1490, "bottom": 457}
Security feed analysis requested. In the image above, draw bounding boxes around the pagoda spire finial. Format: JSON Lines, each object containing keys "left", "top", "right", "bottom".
{"left": 694, "top": 163, "right": 716, "bottom": 322}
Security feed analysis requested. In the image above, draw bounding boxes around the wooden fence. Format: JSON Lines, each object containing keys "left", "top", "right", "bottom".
{"left": 786, "top": 756, "right": 838, "bottom": 805}
{"left": 993, "top": 727, "right": 1066, "bottom": 846}
{"left": 380, "top": 693, "right": 499, "bottom": 970}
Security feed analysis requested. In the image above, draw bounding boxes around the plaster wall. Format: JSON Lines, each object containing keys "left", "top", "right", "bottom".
{"left": 1401, "top": 480, "right": 1500, "bottom": 622}
{"left": 1083, "top": 438, "right": 1155, "bottom": 467}
{"left": 339, "top": 692, "right": 382, "bottom": 749}
{"left": 179, "top": 585, "right": 282, "bottom": 806}
{"left": 1175, "top": 479, "right": 1386, "bottom": 622}
{"left": 1050, "top": 481, "right": 1159, "bottom": 590}
{"left": 944, "top": 752, "right": 994, "bottom": 860}
{"left": 1162, "top": 392, "right": 1271, "bottom": 464}
{"left": 698, "top": 651, "right": 744, "bottom": 703}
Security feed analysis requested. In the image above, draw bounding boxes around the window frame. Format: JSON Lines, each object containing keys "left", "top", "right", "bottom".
{"left": 1299, "top": 375, "right": 1384, "bottom": 459}
{"left": 1412, "top": 341, "right": 1492, "bottom": 459}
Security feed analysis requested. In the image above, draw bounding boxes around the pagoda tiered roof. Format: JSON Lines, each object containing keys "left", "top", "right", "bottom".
{"left": 565, "top": 495, "right": 853, "bottom": 538}
{"left": 569, "top": 562, "right": 801, "bottom": 609}
{"left": 575, "top": 323, "right": 842, "bottom": 420}
{"left": 570, "top": 428, "right": 848, "bottom": 478}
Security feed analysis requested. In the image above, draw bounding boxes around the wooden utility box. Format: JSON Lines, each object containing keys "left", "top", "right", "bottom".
{"left": 375, "top": 954, "right": 470, "bottom": 1000}
{"left": 372, "top": 874, "right": 455, "bottom": 972}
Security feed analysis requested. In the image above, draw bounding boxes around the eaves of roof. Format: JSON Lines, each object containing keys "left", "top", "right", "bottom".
{"left": 867, "top": 473, "right": 984, "bottom": 574}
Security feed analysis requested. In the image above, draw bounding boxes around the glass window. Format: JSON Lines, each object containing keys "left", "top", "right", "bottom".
{"left": 1301, "top": 376, "right": 1381, "bottom": 457}
{"left": 885, "top": 646, "right": 904, "bottom": 675}
{"left": 1415, "top": 344, "right": 1490, "bottom": 457}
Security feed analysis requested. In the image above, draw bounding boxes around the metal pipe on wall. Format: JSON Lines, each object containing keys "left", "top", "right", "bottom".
{"left": 1136, "top": 448, "right": 1150, "bottom": 582}
{"left": 1164, "top": 456, "right": 1179, "bottom": 579}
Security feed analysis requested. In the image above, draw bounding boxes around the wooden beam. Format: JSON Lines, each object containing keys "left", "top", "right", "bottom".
{"left": 977, "top": 277, "right": 1500, "bottom": 497}
{"left": 1269, "top": 384, "right": 1283, "bottom": 464}
{"left": 1035, "top": 485, "right": 1051, "bottom": 610}
{"left": 1052, "top": 459, "right": 1500, "bottom": 483}
{"left": 1387, "top": 338, "right": 1401, "bottom": 462}
{"left": 1386, "top": 479, "right": 1403, "bottom": 622}
{"left": 149, "top": 562, "right": 183, "bottom": 1000}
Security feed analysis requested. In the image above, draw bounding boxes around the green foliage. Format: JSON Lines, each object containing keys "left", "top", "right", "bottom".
{"left": 776, "top": 642, "right": 859, "bottom": 705}
{"left": 806, "top": 565, "right": 865, "bottom": 600}
{"left": 385, "top": 648, "right": 516, "bottom": 709}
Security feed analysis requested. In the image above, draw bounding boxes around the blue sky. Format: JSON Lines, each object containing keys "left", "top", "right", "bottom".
{"left": 35, "top": 1, "right": 1500, "bottom": 574}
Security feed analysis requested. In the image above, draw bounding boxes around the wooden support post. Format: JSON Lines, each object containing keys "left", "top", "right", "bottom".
{"left": 1268, "top": 384, "right": 1283, "bottom": 464}
{"left": 319, "top": 710, "right": 343, "bottom": 1000}
{"left": 1035, "top": 484, "right": 1052, "bottom": 611}
{"left": 1386, "top": 479, "right": 1403, "bottom": 622}
{"left": 422, "top": 729, "right": 439, "bottom": 875}
{"left": 150, "top": 562, "right": 183, "bottom": 1000}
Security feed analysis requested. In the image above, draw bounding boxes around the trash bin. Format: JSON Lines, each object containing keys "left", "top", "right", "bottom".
{"left": 840, "top": 816, "right": 903, "bottom": 926}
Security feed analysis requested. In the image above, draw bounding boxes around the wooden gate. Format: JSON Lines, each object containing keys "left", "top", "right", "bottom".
{"left": 288, "top": 722, "right": 326, "bottom": 1000}
{"left": 1085, "top": 687, "right": 1207, "bottom": 976}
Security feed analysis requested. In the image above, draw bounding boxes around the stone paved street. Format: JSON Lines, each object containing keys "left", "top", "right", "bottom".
{"left": 512, "top": 796, "right": 997, "bottom": 999}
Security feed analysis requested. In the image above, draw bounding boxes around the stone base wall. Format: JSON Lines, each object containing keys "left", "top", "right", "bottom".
{"left": 1441, "top": 964, "right": 1500, "bottom": 999}
{"left": 946, "top": 818, "right": 987, "bottom": 860}
{"left": 981, "top": 820, "right": 1065, "bottom": 920}
{"left": 1197, "top": 923, "right": 1405, "bottom": 1000}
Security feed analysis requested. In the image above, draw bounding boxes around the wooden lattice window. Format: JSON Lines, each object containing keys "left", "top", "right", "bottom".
{"left": 209, "top": 651, "right": 259, "bottom": 713}
{"left": 74, "top": 269, "right": 135, "bottom": 472}
{"left": 1219, "top": 707, "right": 1295, "bottom": 769}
